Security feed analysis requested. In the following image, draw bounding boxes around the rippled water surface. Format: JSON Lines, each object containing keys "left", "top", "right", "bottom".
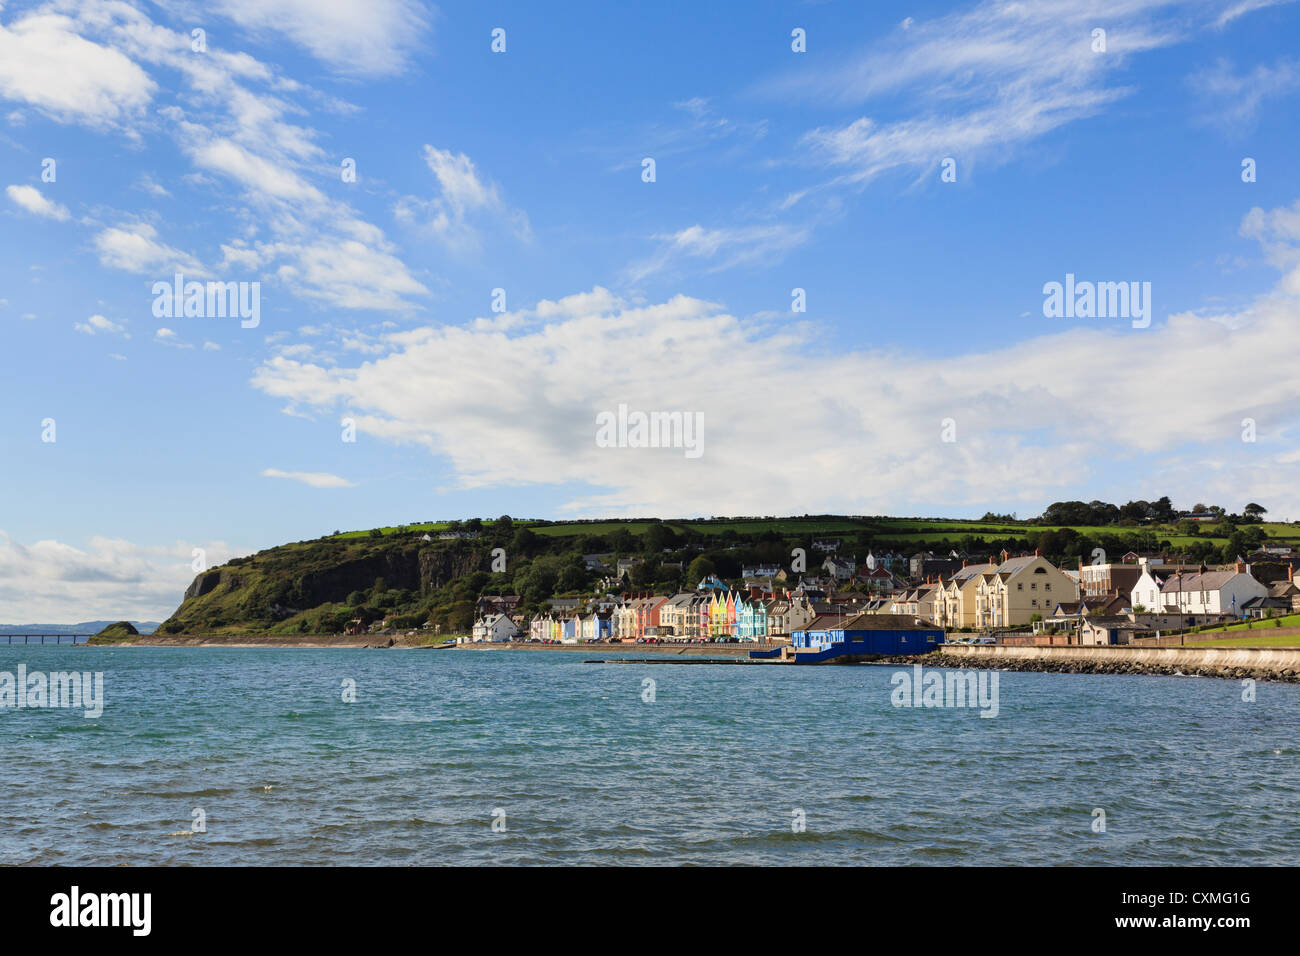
{"left": 2, "top": 645, "right": 1297, "bottom": 865}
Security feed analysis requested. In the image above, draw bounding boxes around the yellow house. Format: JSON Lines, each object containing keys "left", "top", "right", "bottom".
{"left": 975, "top": 554, "right": 1080, "bottom": 629}
{"left": 934, "top": 562, "right": 996, "bottom": 628}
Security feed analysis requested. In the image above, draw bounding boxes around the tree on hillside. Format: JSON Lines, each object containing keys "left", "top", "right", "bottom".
{"left": 687, "top": 555, "right": 716, "bottom": 584}
{"left": 1244, "top": 503, "right": 1267, "bottom": 523}
{"left": 556, "top": 559, "right": 588, "bottom": 593}
{"left": 644, "top": 523, "right": 678, "bottom": 554}
{"left": 510, "top": 527, "right": 540, "bottom": 557}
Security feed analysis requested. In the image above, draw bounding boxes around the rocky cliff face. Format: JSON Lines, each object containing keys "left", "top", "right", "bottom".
{"left": 162, "top": 538, "right": 492, "bottom": 634}
{"left": 185, "top": 569, "right": 227, "bottom": 600}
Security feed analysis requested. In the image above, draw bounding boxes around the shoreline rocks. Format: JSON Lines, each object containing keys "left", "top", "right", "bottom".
{"left": 875, "top": 651, "right": 1300, "bottom": 683}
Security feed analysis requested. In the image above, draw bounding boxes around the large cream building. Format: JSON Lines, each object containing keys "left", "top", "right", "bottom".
{"left": 974, "top": 555, "right": 1080, "bottom": 629}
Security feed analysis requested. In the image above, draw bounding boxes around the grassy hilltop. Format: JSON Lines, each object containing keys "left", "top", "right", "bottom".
{"left": 156, "top": 509, "right": 1300, "bottom": 636}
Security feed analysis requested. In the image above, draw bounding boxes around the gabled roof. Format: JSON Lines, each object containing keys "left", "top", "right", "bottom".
{"left": 953, "top": 562, "right": 996, "bottom": 581}
{"left": 995, "top": 555, "right": 1043, "bottom": 574}
{"left": 1160, "top": 569, "right": 1244, "bottom": 593}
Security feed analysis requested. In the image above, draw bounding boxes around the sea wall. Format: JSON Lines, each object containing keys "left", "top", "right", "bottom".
{"left": 928, "top": 644, "right": 1300, "bottom": 682}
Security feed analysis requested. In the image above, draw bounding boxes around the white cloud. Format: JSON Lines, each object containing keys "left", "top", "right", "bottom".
{"left": 261, "top": 468, "right": 356, "bottom": 488}
{"left": 134, "top": 173, "right": 171, "bottom": 197}
{"left": 0, "top": 10, "right": 154, "bottom": 129}
{"left": 155, "top": 327, "right": 193, "bottom": 349}
{"left": 268, "top": 236, "right": 430, "bottom": 311}
{"left": 94, "top": 223, "right": 206, "bottom": 276}
{"left": 215, "top": 0, "right": 430, "bottom": 77}
{"left": 74, "top": 313, "right": 126, "bottom": 336}
{"left": 0, "top": 2, "right": 427, "bottom": 314}
{"left": 5, "top": 184, "right": 70, "bottom": 220}
{"left": 250, "top": 204, "right": 1300, "bottom": 519}
{"left": 0, "top": 532, "right": 238, "bottom": 622}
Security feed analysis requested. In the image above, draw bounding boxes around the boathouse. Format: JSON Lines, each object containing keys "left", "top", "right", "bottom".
{"left": 786, "top": 612, "right": 943, "bottom": 661}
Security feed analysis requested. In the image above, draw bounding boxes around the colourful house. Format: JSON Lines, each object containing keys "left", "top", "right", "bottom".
{"left": 735, "top": 598, "right": 768, "bottom": 641}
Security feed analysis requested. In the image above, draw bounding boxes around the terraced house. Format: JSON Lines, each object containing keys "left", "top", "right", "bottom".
{"left": 735, "top": 597, "right": 768, "bottom": 640}
{"left": 933, "top": 561, "right": 996, "bottom": 628}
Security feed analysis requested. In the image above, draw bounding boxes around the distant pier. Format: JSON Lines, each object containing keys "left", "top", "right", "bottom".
{"left": 1, "top": 634, "right": 92, "bottom": 645}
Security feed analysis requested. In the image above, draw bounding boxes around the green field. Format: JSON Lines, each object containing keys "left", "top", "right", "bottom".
{"left": 1194, "top": 633, "right": 1300, "bottom": 648}
{"left": 321, "top": 514, "right": 1300, "bottom": 548}
{"left": 1193, "top": 613, "right": 1300, "bottom": 634}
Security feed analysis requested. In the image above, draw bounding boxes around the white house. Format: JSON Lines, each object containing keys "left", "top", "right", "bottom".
{"left": 822, "top": 556, "right": 857, "bottom": 582}
{"left": 472, "top": 613, "right": 519, "bottom": 643}
{"left": 1152, "top": 562, "right": 1267, "bottom": 617}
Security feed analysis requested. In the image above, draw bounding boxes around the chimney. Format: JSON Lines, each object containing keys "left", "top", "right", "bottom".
{"left": 1034, "top": 548, "right": 1039, "bottom": 557}
{"left": 962, "top": 558, "right": 968, "bottom": 568}
{"left": 1235, "top": 559, "right": 1247, "bottom": 574}
{"left": 1289, "top": 565, "right": 1294, "bottom": 583}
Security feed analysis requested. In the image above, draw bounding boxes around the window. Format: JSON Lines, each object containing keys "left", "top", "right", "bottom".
{"left": 1046, "top": 584, "right": 1051, "bottom": 591}
{"left": 1031, "top": 583, "right": 1037, "bottom": 590}
{"left": 1017, "top": 583, "right": 1023, "bottom": 590}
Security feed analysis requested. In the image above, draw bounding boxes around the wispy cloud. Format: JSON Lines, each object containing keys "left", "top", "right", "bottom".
{"left": 0, "top": 2, "right": 429, "bottom": 313}
{"left": 395, "top": 145, "right": 531, "bottom": 253}
{"left": 261, "top": 468, "right": 356, "bottom": 488}
{"left": 1189, "top": 56, "right": 1300, "bottom": 130}
{"left": 626, "top": 222, "right": 812, "bottom": 283}
{"left": 768, "top": 0, "right": 1271, "bottom": 193}
{"left": 214, "top": 0, "right": 432, "bottom": 77}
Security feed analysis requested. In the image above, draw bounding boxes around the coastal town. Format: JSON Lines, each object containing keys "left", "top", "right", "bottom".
{"left": 468, "top": 541, "right": 1300, "bottom": 650}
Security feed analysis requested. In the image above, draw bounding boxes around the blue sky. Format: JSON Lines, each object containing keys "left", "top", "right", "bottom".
{"left": 3, "top": 0, "right": 1300, "bottom": 620}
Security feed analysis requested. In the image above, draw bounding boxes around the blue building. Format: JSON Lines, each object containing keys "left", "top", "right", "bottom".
{"left": 783, "top": 612, "right": 943, "bottom": 663}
